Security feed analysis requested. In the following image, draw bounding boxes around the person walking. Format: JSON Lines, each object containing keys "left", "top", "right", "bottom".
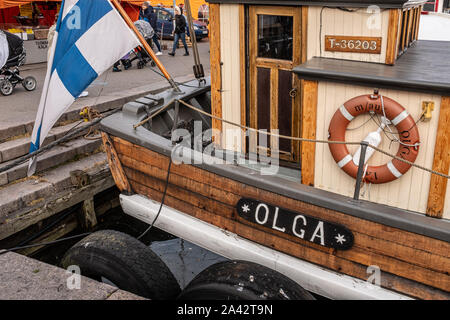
{"left": 139, "top": 1, "right": 162, "bottom": 55}
{"left": 168, "top": 6, "right": 189, "bottom": 56}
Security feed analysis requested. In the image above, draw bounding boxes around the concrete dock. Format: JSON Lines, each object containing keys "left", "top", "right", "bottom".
{"left": 0, "top": 251, "right": 145, "bottom": 300}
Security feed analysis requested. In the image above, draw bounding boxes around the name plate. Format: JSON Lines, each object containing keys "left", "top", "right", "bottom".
{"left": 325, "top": 35, "right": 382, "bottom": 54}
{"left": 237, "top": 198, "right": 354, "bottom": 250}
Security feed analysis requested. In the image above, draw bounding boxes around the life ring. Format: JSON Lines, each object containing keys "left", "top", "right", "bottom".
{"left": 328, "top": 94, "right": 420, "bottom": 184}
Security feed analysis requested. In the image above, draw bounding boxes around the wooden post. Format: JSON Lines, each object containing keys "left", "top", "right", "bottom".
{"left": 210, "top": 3, "right": 222, "bottom": 144}
{"left": 101, "top": 132, "right": 132, "bottom": 194}
{"left": 385, "top": 9, "right": 400, "bottom": 65}
{"left": 301, "top": 6, "right": 308, "bottom": 64}
{"left": 79, "top": 198, "right": 97, "bottom": 231}
{"left": 239, "top": 4, "right": 246, "bottom": 153}
{"left": 426, "top": 96, "right": 450, "bottom": 218}
{"left": 110, "top": 0, "right": 180, "bottom": 92}
{"left": 300, "top": 80, "right": 318, "bottom": 186}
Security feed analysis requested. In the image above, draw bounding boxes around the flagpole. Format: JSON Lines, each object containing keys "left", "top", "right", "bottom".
{"left": 111, "top": 0, "right": 181, "bottom": 92}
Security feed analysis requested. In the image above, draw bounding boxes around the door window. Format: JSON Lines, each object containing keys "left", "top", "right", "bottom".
{"left": 257, "top": 15, "right": 293, "bottom": 61}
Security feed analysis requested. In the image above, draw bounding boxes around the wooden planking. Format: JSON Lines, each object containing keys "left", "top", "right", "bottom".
{"left": 209, "top": 3, "right": 222, "bottom": 143}
{"left": 300, "top": 80, "right": 318, "bottom": 186}
{"left": 301, "top": 6, "right": 308, "bottom": 64}
{"left": 414, "top": 6, "right": 422, "bottom": 41}
{"left": 385, "top": 9, "right": 400, "bottom": 65}
{"left": 112, "top": 136, "right": 450, "bottom": 259}
{"left": 314, "top": 82, "right": 443, "bottom": 214}
{"left": 307, "top": 6, "right": 390, "bottom": 64}
{"left": 118, "top": 151, "right": 450, "bottom": 276}
{"left": 427, "top": 96, "right": 450, "bottom": 218}
{"left": 405, "top": 8, "right": 413, "bottom": 48}
{"left": 127, "top": 171, "right": 450, "bottom": 300}
{"left": 399, "top": 9, "right": 408, "bottom": 53}
{"left": 239, "top": 4, "right": 246, "bottom": 153}
{"left": 220, "top": 4, "right": 243, "bottom": 152}
{"left": 270, "top": 68, "right": 279, "bottom": 151}
{"left": 101, "top": 132, "right": 132, "bottom": 193}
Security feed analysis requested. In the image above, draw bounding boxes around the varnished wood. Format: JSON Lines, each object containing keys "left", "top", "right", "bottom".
{"left": 270, "top": 68, "right": 279, "bottom": 153}
{"left": 239, "top": 4, "right": 246, "bottom": 153}
{"left": 427, "top": 96, "right": 450, "bottom": 218}
{"left": 209, "top": 3, "right": 222, "bottom": 143}
{"left": 111, "top": 137, "right": 450, "bottom": 259}
{"left": 405, "top": 7, "right": 414, "bottom": 47}
{"left": 101, "top": 132, "right": 132, "bottom": 193}
{"left": 114, "top": 141, "right": 450, "bottom": 299}
{"left": 248, "top": 5, "right": 301, "bottom": 162}
{"left": 414, "top": 6, "right": 422, "bottom": 41}
{"left": 300, "top": 80, "right": 318, "bottom": 186}
{"left": 324, "top": 36, "right": 382, "bottom": 54}
{"left": 385, "top": 9, "right": 400, "bottom": 65}
{"left": 111, "top": 136, "right": 450, "bottom": 298}
{"left": 400, "top": 9, "right": 408, "bottom": 53}
{"left": 119, "top": 153, "right": 450, "bottom": 276}
{"left": 301, "top": 6, "right": 308, "bottom": 64}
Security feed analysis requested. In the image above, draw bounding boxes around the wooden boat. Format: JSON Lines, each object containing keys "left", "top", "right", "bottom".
{"left": 100, "top": 0, "right": 450, "bottom": 299}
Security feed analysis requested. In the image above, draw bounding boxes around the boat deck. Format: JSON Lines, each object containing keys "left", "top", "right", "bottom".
{"left": 293, "top": 40, "right": 450, "bottom": 95}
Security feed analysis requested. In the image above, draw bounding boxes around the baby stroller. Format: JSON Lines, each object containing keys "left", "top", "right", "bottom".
{"left": 0, "top": 31, "right": 37, "bottom": 96}
{"left": 127, "top": 20, "right": 156, "bottom": 69}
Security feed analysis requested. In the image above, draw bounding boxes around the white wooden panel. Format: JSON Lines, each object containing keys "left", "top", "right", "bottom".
{"left": 307, "top": 6, "right": 389, "bottom": 63}
{"left": 220, "top": 4, "right": 242, "bottom": 152}
{"left": 314, "top": 82, "right": 442, "bottom": 215}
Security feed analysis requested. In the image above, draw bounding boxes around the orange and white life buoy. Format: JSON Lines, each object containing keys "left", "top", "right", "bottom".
{"left": 328, "top": 94, "right": 420, "bottom": 184}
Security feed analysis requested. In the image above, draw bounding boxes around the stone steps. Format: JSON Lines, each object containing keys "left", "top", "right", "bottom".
{"left": 0, "top": 121, "right": 97, "bottom": 165}
{"left": 0, "top": 136, "right": 103, "bottom": 187}
{"left": 0, "top": 152, "right": 112, "bottom": 241}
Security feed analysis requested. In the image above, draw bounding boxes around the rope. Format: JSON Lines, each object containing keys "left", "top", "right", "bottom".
{"left": 0, "top": 108, "right": 122, "bottom": 175}
{"left": 80, "top": 107, "right": 102, "bottom": 140}
{"left": 173, "top": 99, "right": 450, "bottom": 180}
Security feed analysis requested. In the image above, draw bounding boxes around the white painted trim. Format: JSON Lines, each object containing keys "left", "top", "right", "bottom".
{"left": 387, "top": 161, "right": 403, "bottom": 178}
{"left": 337, "top": 154, "right": 353, "bottom": 168}
{"left": 391, "top": 110, "right": 409, "bottom": 126}
{"left": 120, "top": 194, "right": 413, "bottom": 300}
{"left": 339, "top": 105, "right": 354, "bottom": 121}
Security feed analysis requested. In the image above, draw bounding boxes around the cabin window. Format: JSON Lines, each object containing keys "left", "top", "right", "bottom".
{"left": 257, "top": 15, "right": 293, "bottom": 61}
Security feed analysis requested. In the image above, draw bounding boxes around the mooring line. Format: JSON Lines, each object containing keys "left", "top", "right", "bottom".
{"left": 174, "top": 99, "right": 450, "bottom": 180}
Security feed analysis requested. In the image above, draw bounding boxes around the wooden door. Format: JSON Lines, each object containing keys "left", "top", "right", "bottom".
{"left": 248, "top": 6, "right": 301, "bottom": 162}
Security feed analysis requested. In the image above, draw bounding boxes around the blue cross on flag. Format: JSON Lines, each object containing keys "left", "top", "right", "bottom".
{"left": 28, "top": 0, "right": 140, "bottom": 175}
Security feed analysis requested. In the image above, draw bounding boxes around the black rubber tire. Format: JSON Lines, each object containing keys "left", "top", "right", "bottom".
{"left": 22, "top": 76, "right": 37, "bottom": 91}
{"left": 0, "top": 80, "right": 14, "bottom": 96}
{"left": 137, "top": 61, "right": 145, "bottom": 69}
{"left": 61, "top": 230, "right": 181, "bottom": 299}
{"left": 178, "top": 260, "right": 315, "bottom": 300}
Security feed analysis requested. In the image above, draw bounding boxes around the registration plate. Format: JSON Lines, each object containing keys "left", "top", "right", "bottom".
{"left": 237, "top": 198, "right": 354, "bottom": 250}
{"left": 203, "top": 31, "right": 208, "bottom": 34}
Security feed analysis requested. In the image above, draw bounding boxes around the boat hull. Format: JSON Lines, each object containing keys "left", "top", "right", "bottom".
{"left": 105, "top": 134, "right": 449, "bottom": 300}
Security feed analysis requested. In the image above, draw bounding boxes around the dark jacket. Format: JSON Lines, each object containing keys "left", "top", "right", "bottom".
{"left": 148, "top": 10, "right": 157, "bottom": 30}
{"left": 139, "top": 6, "right": 153, "bottom": 23}
{"left": 174, "top": 14, "right": 187, "bottom": 34}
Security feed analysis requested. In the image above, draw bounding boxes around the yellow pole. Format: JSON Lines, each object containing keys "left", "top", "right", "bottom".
{"left": 110, "top": 0, "right": 181, "bottom": 92}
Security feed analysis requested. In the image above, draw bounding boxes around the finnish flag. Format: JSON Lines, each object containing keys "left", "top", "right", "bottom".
{"left": 28, "top": 0, "right": 140, "bottom": 175}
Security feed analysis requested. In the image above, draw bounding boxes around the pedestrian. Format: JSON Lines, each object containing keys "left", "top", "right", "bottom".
{"left": 139, "top": 2, "right": 162, "bottom": 56}
{"left": 168, "top": 6, "right": 189, "bottom": 57}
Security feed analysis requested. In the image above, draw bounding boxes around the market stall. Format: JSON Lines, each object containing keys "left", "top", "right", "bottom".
{"left": 0, "top": 0, "right": 208, "bottom": 64}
